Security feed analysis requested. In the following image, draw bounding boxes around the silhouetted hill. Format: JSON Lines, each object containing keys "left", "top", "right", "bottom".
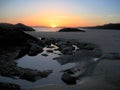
{"left": 83, "top": 23, "right": 120, "bottom": 30}
{"left": 58, "top": 28, "right": 85, "bottom": 32}
{"left": 0, "top": 23, "right": 44, "bottom": 47}
{"left": 0, "top": 23, "right": 35, "bottom": 31}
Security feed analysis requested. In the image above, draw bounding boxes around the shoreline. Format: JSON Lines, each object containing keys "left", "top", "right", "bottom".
{"left": 24, "top": 30, "right": 120, "bottom": 90}
{"left": 26, "top": 30, "right": 120, "bottom": 54}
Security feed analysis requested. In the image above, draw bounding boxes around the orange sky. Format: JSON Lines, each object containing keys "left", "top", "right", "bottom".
{"left": 8, "top": 13, "right": 110, "bottom": 27}
{"left": 0, "top": 0, "right": 120, "bottom": 27}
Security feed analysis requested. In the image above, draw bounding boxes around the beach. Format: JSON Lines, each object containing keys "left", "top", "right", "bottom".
{"left": 26, "top": 29, "right": 120, "bottom": 53}
{"left": 25, "top": 29, "right": 120, "bottom": 90}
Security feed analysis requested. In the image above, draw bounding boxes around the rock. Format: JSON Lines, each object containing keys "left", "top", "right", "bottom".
{"left": 28, "top": 43, "right": 43, "bottom": 56}
{"left": 41, "top": 53, "right": 48, "bottom": 57}
{"left": 61, "top": 72, "right": 76, "bottom": 84}
{"left": 46, "top": 50, "right": 53, "bottom": 53}
{"left": 61, "top": 46, "right": 74, "bottom": 55}
{"left": 0, "top": 82, "right": 20, "bottom": 90}
{"left": 15, "top": 46, "right": 30, "bottom": 59}
{"left": 76, "top": 42, "right": 97, "bottom": 50}
{"left": 20, "top": 72, "right": 39, "bottom": 82}
{"left": 41, "top": 37, "right": 46, "bottom": 40}
{"left": 46, "top": 46, "right": 55, "bottom": 48}
{"left": 45, "top": 39, "right": 52, "bottom": 46}
{"left": 58, "top": 28, "right": 85, "bottom": 32}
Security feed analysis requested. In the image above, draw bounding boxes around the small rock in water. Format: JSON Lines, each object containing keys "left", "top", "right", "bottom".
{"left": 61, "top": 72, "right": 76, "bottom": 85}
{"left": 41, "top": 53, "right": 48, "bottom": 57}
{"left": 46, "top": 50, "right": 53, "bottom": 53}
{"left": 61, "top": 46, "right": 74, "bottom": 55}
{"left": 28, "top": 43, "right": 43, "bottom": 56}
{"left": 46, "top": 46, "right": 55, "bottom": 48}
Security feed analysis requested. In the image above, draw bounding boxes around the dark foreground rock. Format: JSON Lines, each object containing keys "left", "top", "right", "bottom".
{"left": 0, "top": 82, "right": 20, "bottom": 90}
{"left": 58, "top": 28, "right": 85, "bottom": 32}
{"left": 0, "top": 24, "right": 44, "bottom": 47}
{"left": 0, "top": 23, "right": 52, "bottom": 86}
{"left": 62, "top": 72, "right": 76, "bottom": 85}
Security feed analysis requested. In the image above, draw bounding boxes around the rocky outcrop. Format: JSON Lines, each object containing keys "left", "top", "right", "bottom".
{"left": 0, "top": 23, "right": 52, "bottom": 86}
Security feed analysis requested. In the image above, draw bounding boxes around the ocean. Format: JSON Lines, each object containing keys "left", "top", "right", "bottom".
{"left": 32, "top": 27, "right": 61, "bottom": 32}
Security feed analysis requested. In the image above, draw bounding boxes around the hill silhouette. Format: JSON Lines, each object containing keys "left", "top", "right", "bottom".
{"left": 58, "top": 28, "right": 85, "bottom": 32}
{"left": 0, "top": 23, "right": 35, "bottom": 31}
{"left": 83, "top": 23, "right": 120, "bottom": 30}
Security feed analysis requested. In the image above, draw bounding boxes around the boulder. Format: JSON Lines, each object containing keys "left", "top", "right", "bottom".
{"left": 61, "top": 72, "right": 76, "bottom": 85}
{"left": 41, "top": 53, "right": 48, "bottom": 57}
{"left": 28, "top": 43, "right": 43, "bottom": 56}
{"left": 46, "top": 50, "right": 53, "bottom": 53}
{"left": 61, "top": 46, "right": 74, "bottom": 55}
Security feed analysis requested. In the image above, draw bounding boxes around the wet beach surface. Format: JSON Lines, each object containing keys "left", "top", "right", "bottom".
{"left": 0, "top": 37, "right": 104, "bottom": 89}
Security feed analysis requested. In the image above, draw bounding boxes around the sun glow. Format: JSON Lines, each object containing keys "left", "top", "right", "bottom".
{"left": 51, "top": 24, "right": 57, "bottom": 28}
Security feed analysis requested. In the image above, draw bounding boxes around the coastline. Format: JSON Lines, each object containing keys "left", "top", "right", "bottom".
{"left": 24, "top": 30, "right": 120, "bottom": 90}
{"left": 26, "top": 30, "right": 120, "bottom": 53}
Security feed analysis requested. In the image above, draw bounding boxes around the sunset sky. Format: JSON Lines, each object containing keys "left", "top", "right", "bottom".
{"left": 0, "top": 0, "right": 120, "bottom": 27}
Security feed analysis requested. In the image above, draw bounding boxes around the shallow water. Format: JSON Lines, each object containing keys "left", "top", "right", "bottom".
{"left": 0, "top": 45, "right": 76, "bottom": 89}
{"left": 0, "top": 42, "right": 100, "bottom": 89}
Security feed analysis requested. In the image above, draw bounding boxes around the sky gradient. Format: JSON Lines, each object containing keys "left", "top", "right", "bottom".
{"left": 0, "top": 0, "right": 120, "bottom": 27}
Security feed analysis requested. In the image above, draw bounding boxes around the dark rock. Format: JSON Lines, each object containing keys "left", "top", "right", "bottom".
{"left": 28, "top": 43, "right": 43, "bottom": 56}
{"left": 46, "top": 46, "right": 55, "bottom": 48}
{"left": 0, "top": 62, "right": 52, "bottom": 82}
{"left": 15, "top": 46, "right": 30, "bottom": 59}
{"left": 61, "top": 72, "right": 76, "bottom": 85}
{"left": 76, "top": 42, "right": 98, "bottom": 50}
{"left": 41, "top": 37, "right": 46, "bottom": 40}
{"left": 58, "top": 28, "right": 85, "bottom": 32}
{"left": 41, "top": 53, "right": 48, "bottom": 57}
{"left": 61, "top": 46, "right": 74, "bottom": 55}
{"left": 0, "top": 82, "right": 20, "bottom": 90}
{"left": 20, "top": 71, "right": 39, "bottom": 82}
{"left": 46, "top": 50, "right": 53, "bottom": 53}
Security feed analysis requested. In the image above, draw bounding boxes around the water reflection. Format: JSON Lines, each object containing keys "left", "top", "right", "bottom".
{"left": 0, "top": 43, "right": 100, "bottom": 88}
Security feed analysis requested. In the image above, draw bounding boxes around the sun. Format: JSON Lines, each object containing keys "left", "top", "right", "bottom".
{"left": 51, "top": 24, "right": 57, "bottom": 28}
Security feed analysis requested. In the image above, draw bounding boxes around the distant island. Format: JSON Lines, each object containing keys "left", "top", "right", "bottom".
{"left": 83, "top": 23, "right": 120, "bottom": 30}
{"left": 58, "top": 28, "right": 85, "bottom": 32}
